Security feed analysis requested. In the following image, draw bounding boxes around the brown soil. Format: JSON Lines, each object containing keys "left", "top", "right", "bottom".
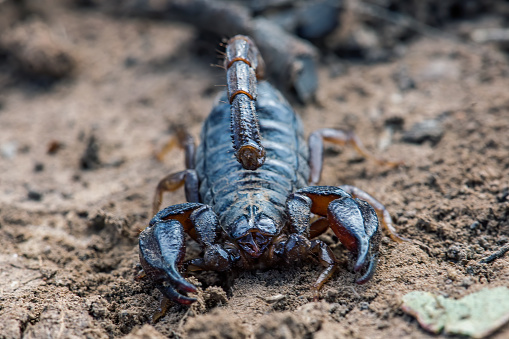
{"left": 1, "top": 2, "right": 508, "bottom": 339}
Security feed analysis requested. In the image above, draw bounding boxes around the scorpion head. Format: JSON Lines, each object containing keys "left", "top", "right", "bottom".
{"left": 234, "top": 214, "right": 277, "bottom": 258}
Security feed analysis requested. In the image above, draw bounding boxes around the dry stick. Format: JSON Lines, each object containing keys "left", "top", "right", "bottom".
{"left": 169, "top": 0, "right": 320, "bottom": 103}
{"left": 103, "top": 0, "right": 499, "bottom": 102}
{"left": 106, "top": 0, "right": 472, "bottom": 102}
{"left": 166, "top": 0, "right": 319, "bottom": 103}
{"left": 251, "top": 18, "right": 318, "bottom": 103}
{"left": 176, "top": 307, "right": 192, "bottom": 334}
{"left": 101, "top": 0, "right": 319, "bottom": 103}
{"left": 480, "top": 244, "right": 509, "bottom": 264}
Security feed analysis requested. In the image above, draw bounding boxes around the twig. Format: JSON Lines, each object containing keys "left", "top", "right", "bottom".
{"left": 99, "top": 0, "right": 319, "bottom": 102}
{"left": 480, "top": 244, "right": 509, "bottom": 264}
{"left": 177, "top": 307, "right": 192, "bottom": 333}
{"left": 251, "top": 17, "right": 318, "bottom": 103}
{"left": 57, "top": 301, "right": 66, "bottom": 339}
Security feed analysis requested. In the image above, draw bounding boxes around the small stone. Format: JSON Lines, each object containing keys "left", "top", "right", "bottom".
{"left": 27, "top": 190, "right": 43, "bottom": 201}
{"left": 1, "top": 141, "right": 18, "bottom": 159}
{"left": 33, "top": 162, "right": 45, "bottom": 172}
{"left": 402, "top": 119, "right": 444, "bottom": 146}
{"left": 359, "top": 302, "right": 370, "bottom": 311}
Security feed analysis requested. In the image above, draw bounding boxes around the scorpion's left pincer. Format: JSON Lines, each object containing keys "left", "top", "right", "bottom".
{"left": 139, "top": 219, "right": 196, "bottom": 304}
{"left": 139, "top": 203, "right": 237, "bottom": 304}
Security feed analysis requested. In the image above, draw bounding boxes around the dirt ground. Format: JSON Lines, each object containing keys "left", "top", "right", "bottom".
{"left": 1, "top": 1, "right": 508, "bottom": 339}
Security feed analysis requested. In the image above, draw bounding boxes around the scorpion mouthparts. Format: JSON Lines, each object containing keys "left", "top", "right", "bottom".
{"left": 243, "top": 241, "right": 264, "bottom": 258}
{"left": 237, "top": 231, "right": 270, "bottom": 258}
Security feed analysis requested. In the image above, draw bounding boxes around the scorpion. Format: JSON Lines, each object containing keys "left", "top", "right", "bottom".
{"left": 139, "top": 35, "right": 405, "bottom": 306}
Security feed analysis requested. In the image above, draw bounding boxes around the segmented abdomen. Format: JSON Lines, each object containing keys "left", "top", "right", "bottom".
{"left": 195, "top": 81, "right": 310, "bottom": 232}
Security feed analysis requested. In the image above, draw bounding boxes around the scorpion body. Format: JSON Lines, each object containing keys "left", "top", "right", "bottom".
{"left": 140, "top": 36, "right": 404, "bottom": 306}
{"left": 197, "top": 80, "right": 309, "bottom": 242}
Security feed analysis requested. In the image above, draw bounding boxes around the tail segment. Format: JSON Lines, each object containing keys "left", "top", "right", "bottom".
{"left": 225, "top": 35, "right": 266, "bottom": 170}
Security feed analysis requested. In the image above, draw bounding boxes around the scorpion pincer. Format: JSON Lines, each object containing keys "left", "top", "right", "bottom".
{"left": 139, "top": 35, "right": 405, "bottom": 306}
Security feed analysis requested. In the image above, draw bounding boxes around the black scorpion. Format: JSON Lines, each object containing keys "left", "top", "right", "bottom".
{"left": 139, "top": 35, "right": 404, "bottom": 306}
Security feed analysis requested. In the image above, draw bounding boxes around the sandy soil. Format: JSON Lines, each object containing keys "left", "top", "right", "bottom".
{"left": 1, "top": 2, "right": 508, "bottom": 339}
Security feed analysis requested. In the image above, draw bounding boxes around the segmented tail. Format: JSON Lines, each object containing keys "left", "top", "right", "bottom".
{"left": 224, "top": 35, "right": 266, "bottom": 170}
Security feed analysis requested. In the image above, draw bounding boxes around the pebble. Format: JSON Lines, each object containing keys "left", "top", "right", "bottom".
{"left": 402, "top": 119, "right": 444, "bottom": 145}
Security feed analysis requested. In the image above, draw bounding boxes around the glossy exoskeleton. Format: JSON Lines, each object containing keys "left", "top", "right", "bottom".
{"left": 139, "top": 35, "right": 404, "bottom": 306}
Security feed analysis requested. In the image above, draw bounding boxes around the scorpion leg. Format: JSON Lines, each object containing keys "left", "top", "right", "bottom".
{"left": 308, "top": 128, "right": 401, "bottom": 185}
{"left": 153, "top": 129, "right": 199, "bottom": 215}
{"left": 156, "top": 128, "right": 196, "bottom": 169}
{"left": 140, "top": 203, "right": 235, "bottom": 305}
{"left": 289, "top": 186, "right": 382, "bottom": 285}
{"left": 339, "top": 185, "right": 407, "bottom": 242}
{"left": 152, "top": 170, "right": 199, "bottom": 215}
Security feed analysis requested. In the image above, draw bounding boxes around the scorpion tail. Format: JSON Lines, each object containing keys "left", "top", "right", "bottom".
{"left": 225, "top": 35, "right": 266, "bottom": 170}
